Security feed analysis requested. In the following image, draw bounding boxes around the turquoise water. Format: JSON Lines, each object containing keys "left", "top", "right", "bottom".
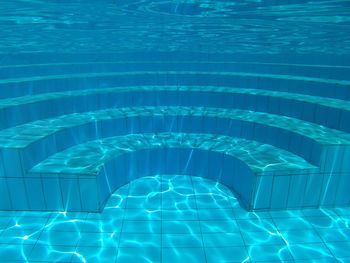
{"left": 1, "top": 0, "right": 350, "bottom": 262}
{"left": 1, "top": 175, "right": 350, "bottom": 262}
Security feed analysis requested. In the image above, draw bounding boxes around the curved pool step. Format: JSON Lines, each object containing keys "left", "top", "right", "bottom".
{"left": 19, "top": 132, "right": 316, "bottom": 212}
{"left": 0, "top": 71, "right": 349, "bottom": 100}
{"left": 1, "top": 86, "right": 350, "bottom": 132}
{"left": 0, "top": 106, "right": 349, "bottom": 178}
{"left": 2, "top": 61, "right": 349, "bottom": 80}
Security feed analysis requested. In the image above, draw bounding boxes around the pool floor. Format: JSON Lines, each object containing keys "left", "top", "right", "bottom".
{"left": 0, "top": 175, "right": 349, "bottom": 262}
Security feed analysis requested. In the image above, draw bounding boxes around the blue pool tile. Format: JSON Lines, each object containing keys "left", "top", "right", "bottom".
{"left": 162, "top": 220, "right": 201, "bottom": 233}
{"left": 0, "top": 178, "right": 11, "bottom": 210}
{"left": 44, "top": 218, "right": 86, "bottom": 232}
{"left": 119, "top": 233, "right": 161, "bottom": 248}
{"left": 7, "top": 178, "right": 29, "bottom": 210}
{"left": 287, "top": 175, "right": 308, "bottom": 208}
{"left": 233, "top": 207, "right": 271, "bottom": 219}
{"left": 0, "top": 217, "right": 11, "bottom": 231}
{"left": 197, "top": 208, "right": 235, "bottom": 220}
{"left": 316, "top": 228, "right": 350, "bottom": 242}
{"left": 247, "top": 244, "right": 294, "bottom": 262}
{"left": 161, "top": 189, "right": 194, "bottom": 200}
{"left": 288, "top": 243, "right": 334, "bottom": 260}
{"left": 0, "top": 228, "right": 41, "bottom": 245}
{"left": 202, "top": 232, "right": 244, "bottom": 247}
{"left": 13, "top": 216, "right": 49, "bottom": 230}
{"left": 124, "top": 209, "right": 161, "bottom": 220}
{"left": 302, "top": 208, "right": 338, "bottom": 217}
{"left": 241, "top": 230, "right": 286, "bottom": 246}
{"left": 125, "top": 196, "right": 161, "bottom": 209}
{"left": 162, "top": 247, "right": 206, "bottom": 263}
{"left": 162, "top": 233, "right": 203, "bottom": 247}
{"left": 79, "top": 178, "right": 100, "bottom": 211}
{"left": 0, "top": 244, "right": 33, "bottom": 262}
{"left": 84, "top": 217, "right": 123, "bottom": 233}
{"left": 77, "top": 232, "right": 120, "bottom": 247}
{"left": 294, "top": 259, "right": 339, "bottom": 263}
{"left": 271, "top": 176, "right": 291, "bottom": 209}
{"left": 105, "top": 194, "right": 127, "bottom": 209}
{"left": 38, "top": 231, "right": 80, "bottom": 246}
{"left": 236, "top": 218, "right": 277, "bottom": 232}
{"left": 28, "top": 244, "right": 74, "bottom": 262}
{"left": 117, "top": 247, "right": 161, "bottom": 263}
{"left": 24, "top": 178, "right": 46, "bottom": 210}
{"left": 305, "top": 215, "right": 346, "bottom": 228}
{"left": 88, "top": 207, "right": 124, "bottom": 220}
{"left": 42, "top": 177, "right": 64, "bottom": 211}
{"left": 326, "top": 242, "right": 350, "bottom": 258}
{"left": 129, "top": 177, "right": 161, "bottom": 196}
{"left": 279, "top": 228, "right": 323, "bottom": 244}
{"left": 122, "top": 220, "right": 161, "bottom": 233}
{"left": 162, "top": 209, "right": 198, "bottom": 220}
{"left": 161, "top": 197, "right": 197, "bottom": 209}
{"left": 335, "top": 207, "right": 350, "bottom": 216}
{"left": 205, "top": 246, "right": 249, "bottom": 263}
{"left": 161, "top": 174, "right": 192, "bottom": 184}
{"left": 269, "top": 210, "right": 304, "bottom": 218}
{"left": 252, "top": 175, "right": 273, "bottom": 209}
{"left": 200, "top": 220, "right": 239, "bottom": 233}
{"left": 195, "top": 196, "right": 233, "bottom": 209}
{"left": 73, "top": 246, "right": 118, "bottom": 263}
{"left": 273, "top": 217, "right": 313, "bottom": 230}
{"left": 60, "top": 178, "right": 82, "bottom": 211}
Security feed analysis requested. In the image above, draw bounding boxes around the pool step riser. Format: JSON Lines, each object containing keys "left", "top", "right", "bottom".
{"left": 3, "top": 115, "right": 349, "bottom": 179}
{"left": 1, "top": 148, "right": 349, "bottom": 212}
{"left": 1, "top": 91, "right": 349, "bottom": 132}
{"left": 0, "top": 74, "right": 348, "bottom": 100}
{"left": 2, "top": 62, "right": 349, "bottom": 80}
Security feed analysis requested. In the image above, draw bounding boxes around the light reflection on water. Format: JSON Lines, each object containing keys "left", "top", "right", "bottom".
{"left": 0, "top": 174, "right": 349, "bottom": 262}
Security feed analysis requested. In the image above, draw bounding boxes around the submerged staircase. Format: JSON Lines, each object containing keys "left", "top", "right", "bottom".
{"left": 1, "top": 54, "right": 350, "bottom": 212}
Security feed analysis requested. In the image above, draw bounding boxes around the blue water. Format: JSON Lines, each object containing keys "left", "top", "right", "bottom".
{"left": 1, "top": 0, "right": 350, "bottom": 262}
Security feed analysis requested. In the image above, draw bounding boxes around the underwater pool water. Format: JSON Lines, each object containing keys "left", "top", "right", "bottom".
{"left": 1, "top": 0, "right": 350, "bottom": 262}
{"left": 0, "top": 175, "right": 350, "bottom": 263}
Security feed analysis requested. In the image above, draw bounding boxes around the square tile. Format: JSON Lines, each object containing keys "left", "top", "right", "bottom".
{"left": 28, "top": 244, "right": 74, "bottom": 262}
{"left": 73, "top": 246, "right": 118, "bottom": 262}
{"left": 0, "top": 244, "right": 33, "bottom": 261}
{"left": 124, "top": 209, "right": 161, "bottom": 221}
{"left": 77, "top": 232, "right": 119, "bottom": 247}
{"left": 162, "top": 233, "right": 203, "bottom": 247}
{"left": 203, "top": 232, "right": 244, "bottom": 247}
{"left": 200, "top": 220, "right": 239, "bottom": 233}
{"left": 205, "top": 246, "right": 249, "bottom": 263}
{"left": 117, "top": 247, "right": 161, "bottom": 263}
{"left": 236, "top": 218, "right": 277, "bottom": 232}
{"left": 248, "top": 244, "right": 293, "bottom": 262}
{"left": 288, "top": 243, "right": 333, "bottom": 260}
{"left": 162, "top": 247, "right": 206, "bottom": 263}
{"left": 119, "top": 233, "right": 161, "bottom": 248}
{"left": 241, "top": 230, "right": 286, "bottom": 246}
{"left": 162, "top": 220, "right": 201, "bottom": 234}
{"left": 122, "top": 220, "right": 161, "bottom": 233}
{"left": 279, "top": 228, "right": 323, "bottom": 244}
{"left": 326, "top": 242, "right": 350, "bottom": 258}
{"left": 198, "top": 209, "right": 235, "bottom": 220}
{"left": 162, "top": 209, "right": 198, "bottom": 220}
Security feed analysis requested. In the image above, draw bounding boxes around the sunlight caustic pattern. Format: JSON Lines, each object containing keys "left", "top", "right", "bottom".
{"left": 1, "top": 0, "right": 350, "bottom": 262}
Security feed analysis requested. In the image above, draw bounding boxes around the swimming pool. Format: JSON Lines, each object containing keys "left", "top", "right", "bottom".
{"left": 1, "top": 0, "right": 350, "bottom": 262}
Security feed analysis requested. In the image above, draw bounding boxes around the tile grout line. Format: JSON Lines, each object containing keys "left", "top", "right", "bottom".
{"left": 189, "top": 176, "right": 208, "bottom": 263}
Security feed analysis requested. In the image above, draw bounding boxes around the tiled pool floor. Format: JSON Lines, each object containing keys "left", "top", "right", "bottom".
{"left": 0, "top": 175, "right": 349, "bottom": 262}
